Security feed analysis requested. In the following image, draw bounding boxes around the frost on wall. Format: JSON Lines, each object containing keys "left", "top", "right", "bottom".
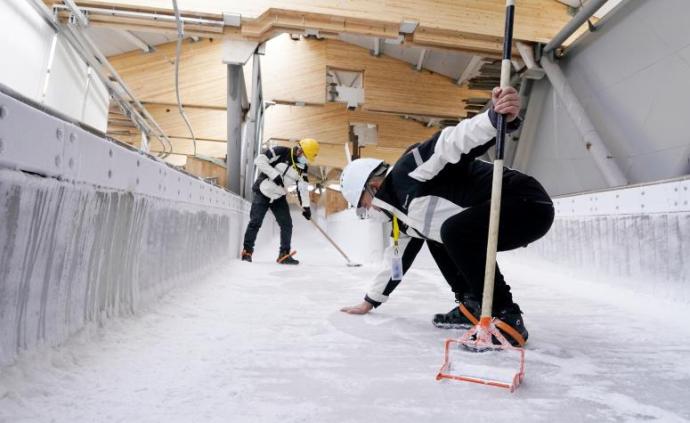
{"left": 528, "top": 213, "right": 690, "bottom": 303}
{"left": 0, "top": 170, "right": 242, "bottom": 366}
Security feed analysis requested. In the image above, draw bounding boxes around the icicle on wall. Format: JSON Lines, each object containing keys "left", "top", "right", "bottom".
{"left": 0, "top": 170, "right": 246, "bottom": 366}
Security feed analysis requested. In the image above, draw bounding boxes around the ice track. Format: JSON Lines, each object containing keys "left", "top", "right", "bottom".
{"left": 1, "top": 213, "right": 689, "bottom": 423}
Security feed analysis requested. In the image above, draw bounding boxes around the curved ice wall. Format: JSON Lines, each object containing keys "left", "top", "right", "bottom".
{"left": 0, "top": 88, "right": 249, "bottom": 366}
{"left": 528, "top": 180, "right": 690, "bottom": 303}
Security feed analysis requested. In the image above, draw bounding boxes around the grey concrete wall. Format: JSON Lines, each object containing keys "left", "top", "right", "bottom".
{"left": 521, "top": 0, "right": 690, "bottom": 196}
{"left": 0, "top": 170, "right": 247, "bottom": 366}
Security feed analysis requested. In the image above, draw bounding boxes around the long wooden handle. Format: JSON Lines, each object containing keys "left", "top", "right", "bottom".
{"left": 310, "top": 220, "right": 354, "bottom": 263}
{"left": 479, "top": 0, "right": 515, "bottom": 321}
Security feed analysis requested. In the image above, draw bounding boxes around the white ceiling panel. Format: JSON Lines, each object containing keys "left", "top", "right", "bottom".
{"left": 338, "top": 33, "right": 475, "bottom": 80}
{"left": 131, "top": 30, "right": 178, "bottom": 47}
{"left": 84, "top": 27, "right": 139, "bottom": 56}
{"left": 85, "top": 27, "right": 179, "bottom": 57}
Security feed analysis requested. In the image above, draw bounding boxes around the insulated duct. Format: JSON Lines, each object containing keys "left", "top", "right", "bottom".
{"left": 544, "top": 0, "right": 609, "bottom": 54}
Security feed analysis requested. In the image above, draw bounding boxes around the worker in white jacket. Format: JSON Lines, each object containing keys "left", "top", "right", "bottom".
{"left": 241, "top": 138, "right": 320, "bottom": 265}
{"left": 338, "top": 87, "right": 554, "bottom": 347}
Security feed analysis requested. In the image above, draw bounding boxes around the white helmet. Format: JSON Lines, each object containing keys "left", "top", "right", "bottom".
{"left": 340, "top": 158, "right": 384, "bottom": 207}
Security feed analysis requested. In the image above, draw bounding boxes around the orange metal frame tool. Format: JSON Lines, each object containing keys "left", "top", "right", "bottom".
{"left": 436, "top": 317, "right": 525, "bottom": 392}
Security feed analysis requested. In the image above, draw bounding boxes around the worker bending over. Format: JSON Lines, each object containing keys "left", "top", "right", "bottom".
{"left": 339, "top": 87, "right": 554, "bottom": 346}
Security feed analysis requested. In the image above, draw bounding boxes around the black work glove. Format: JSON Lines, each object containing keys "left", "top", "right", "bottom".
{"left": 488, "top": 108, "right": 522, "bottom": 134}
{"left": 302, "top": 207, "right": 311, "bottom": 220}
{"left": 272, "top": 175, "right": 284, "bottom": 187}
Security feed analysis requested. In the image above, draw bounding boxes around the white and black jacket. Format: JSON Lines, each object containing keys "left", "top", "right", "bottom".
{"left": 253, "top": 146, "right": 310, "bottom": 208}
{"left": 363, "top": 109, "right": 550, "bottom": 307}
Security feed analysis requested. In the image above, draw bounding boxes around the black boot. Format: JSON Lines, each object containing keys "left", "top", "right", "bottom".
{"left": 277, "top": 250, "right": 299, "bottom": 265}
{"left": 494, "top": 304, "right": 529, "bottom": 347}
{"left": 241, "top": 249, "right": 253, "bottom": 262}
{"left": 432, "top": 295, "right": 480, "bottom": 329}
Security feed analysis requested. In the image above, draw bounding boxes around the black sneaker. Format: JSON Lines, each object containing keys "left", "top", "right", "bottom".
{"left": 277, "top": 250, "right": 299, "bottom": 265}
{"left": 494, "top": 304, "right": 529, "bottom": 347}
{"left": 432, "top": 296, "right": 480, "bottom": 329}
{"left": 241, "top": 249, "right": 253, "bottom": 262}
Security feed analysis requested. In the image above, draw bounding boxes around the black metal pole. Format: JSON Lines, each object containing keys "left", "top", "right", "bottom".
{"left": 495, "top": 1, "right": 515, "bottom": 161}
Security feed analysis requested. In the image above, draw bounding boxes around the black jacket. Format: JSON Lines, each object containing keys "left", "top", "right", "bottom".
{"left": 363, "top": 110, "right": 551, "bottom": 306}
{"left": 372, "top": 110, "right": 549, "bottom": 242}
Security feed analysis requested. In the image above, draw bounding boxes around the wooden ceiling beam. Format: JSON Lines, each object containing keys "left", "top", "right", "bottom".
{"left": 411, "top": 29, "right": 504, "bottom": 58}
{"left": 269, "top": 139, "right": 405, "bottom": 169}
{"left": 108, "top": 38, "right": 231, "bottom": 108}
{"left": 237, "top": 8, "right": 400, "bottom": 41}
{"left": 46, "top": 0, "right": 576, "bottom": 54}
{"left": 264, "top": 103, "right": 434, "bottom": 145}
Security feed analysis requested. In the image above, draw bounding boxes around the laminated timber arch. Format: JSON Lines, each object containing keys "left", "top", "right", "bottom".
{"left": 46, "top": 0, "right": 577, "bottom": 56}
{"left": 46, "top": 0, "right": 589, "bottom": 174}
{"left": 105, "top": 34, "right": 476, "bottom": 167}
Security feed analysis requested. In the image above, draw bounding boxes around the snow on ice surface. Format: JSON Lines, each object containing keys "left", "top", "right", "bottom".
{"left": 1, "top": 213, "right": 690, "bottom": 423}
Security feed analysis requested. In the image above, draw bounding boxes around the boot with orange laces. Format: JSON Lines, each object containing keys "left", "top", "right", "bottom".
{"left": 277, "top": 249, "right": 299, "bottom": 265}
{"left": 241, "top": 249, "right": 253, "bottom": 262}
{"left": 433, "top": 295, "right": 529, "bottom": 347}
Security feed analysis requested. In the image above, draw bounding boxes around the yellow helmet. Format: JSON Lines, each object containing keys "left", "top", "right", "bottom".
{"left": 298, "top": 138, "right": 320, "bottom": 163}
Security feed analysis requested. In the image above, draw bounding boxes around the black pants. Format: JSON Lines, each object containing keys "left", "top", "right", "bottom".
{"left": 426, "top": 241, "right": 469, "bottom": 295}
{"left": 439, "top": 196, "right": 554, "bottom": 311}
{"left": 242, "top": 192, "right": 293, "bottom": 253}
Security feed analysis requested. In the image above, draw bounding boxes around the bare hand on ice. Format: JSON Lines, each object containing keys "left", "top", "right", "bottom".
{"left": 340, "top": 301, "right": 374, "bottom": 315}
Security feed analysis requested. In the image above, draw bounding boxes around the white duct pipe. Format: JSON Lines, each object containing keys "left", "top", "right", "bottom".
{"left": 540, "top": 55, "right": 627, "bottom": 187}
{"left": 52, "top": 4, "right": 224, "bottom": 28}
{"left": 544, "top": 0, "right": 608, "bottom": 54}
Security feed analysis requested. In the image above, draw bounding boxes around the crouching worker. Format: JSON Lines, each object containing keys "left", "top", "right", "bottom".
{"left": 338, "top": 86, "right": 554, "bottom": 347}
{"left": 241, "top": 138, "right": 319, "bottom": 265}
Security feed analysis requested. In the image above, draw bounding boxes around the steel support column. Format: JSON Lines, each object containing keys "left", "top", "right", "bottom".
{"left": 241, "top": 53, "right": 263, "bottom": 199}
{"left": 512, "top": 79, "right": 547, "bottom": 171}
{"left": 504, "top": 78, "right": 533, "bottom": 167}
{"left": 227, "top": 64, "right": 244, "bottom": 195}
{"left": 223, "top": 39, "right": 258, "bottom": 195}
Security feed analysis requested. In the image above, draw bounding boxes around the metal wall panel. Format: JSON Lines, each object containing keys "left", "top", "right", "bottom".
{"left": 524, "top": 0, "right": 690, "bottom": 195}
{"left": 0, "top": 89, "right": 252, "bottom": 366}
{"left": 529, "top": 177, "right": 690, "bottom": 303}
